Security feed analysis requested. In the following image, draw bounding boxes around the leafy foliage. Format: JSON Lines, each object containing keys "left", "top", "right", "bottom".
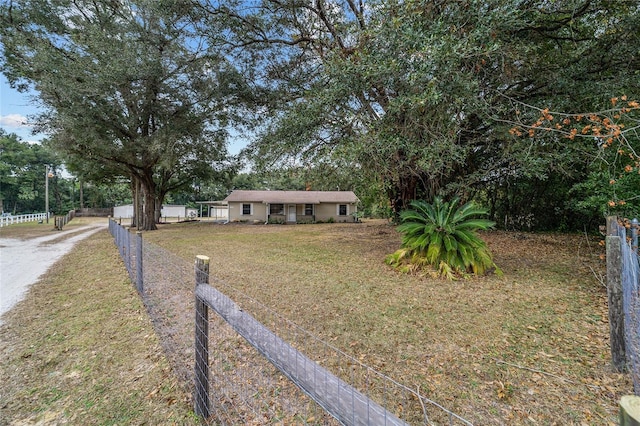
{"left": 0, "top": 130, "right": 59, "bottom": 213}
{"left": 2, "top": 0, "right": 640, "bottom": 230}
{"left": 0, "top": 0, "right": 242, "bottom": 229}
{"left": 509, "top": 97, "right": 640, "bottom": 220}
{"left": 0, "top": 130, "right": 127, "bottom": 213}
{"left": 386, "top": 198, "right": 500, "bottom": 278}
{"left": 208, "top": 0, "right": 640, "bottom": 228}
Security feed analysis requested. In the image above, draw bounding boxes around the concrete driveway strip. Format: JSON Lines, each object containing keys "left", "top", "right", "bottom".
{"left": 0, "top": 223, "right": 107, "bottom": 324}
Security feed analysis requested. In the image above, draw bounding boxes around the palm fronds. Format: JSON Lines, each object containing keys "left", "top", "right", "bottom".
{"left": 386, "top": 197, "right": 501, "bottom": 279}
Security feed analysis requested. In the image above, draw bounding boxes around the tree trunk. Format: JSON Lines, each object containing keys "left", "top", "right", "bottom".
{"left": 155, "top": 196, "right": 162, "bottom": 223}
{"left": 388, "top": 173, "right": 421, "bottom": 221}
{"left": 79, "top": 179, "right": 84, "bottom": 209}
{"left": 130, "top": 176, "right": 142, "bottom": 229}
{"left": 142, "top": 190, "right": 157, "bottom": 230}
{"left": 140, "top": 175, "right": 157, "bottom": 231}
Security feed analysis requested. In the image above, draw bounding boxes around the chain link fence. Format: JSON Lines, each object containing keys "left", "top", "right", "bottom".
{"left": 109, "top": 219, "right": 473, "bottom": 425}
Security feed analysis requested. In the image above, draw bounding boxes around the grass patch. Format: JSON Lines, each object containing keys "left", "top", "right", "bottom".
{"left": 0, "top": 229, "right": 197, "bottom": 425}
{"left": 0, "top": 218, "right": 629, "bottom": 425}
{"left": 142, "top": 220, "right": 629, "bottom": 425}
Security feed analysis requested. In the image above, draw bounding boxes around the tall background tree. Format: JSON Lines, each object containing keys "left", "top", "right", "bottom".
{"left": 2, "top": 0, "right": 637, "bottom": 230}
{"left": 0, "top": 129, "right": 73, "bottom": 214}
{"left": 1, "top": 0, "right": 245, "bottom": 230}
{"left": 480, "top": 0, "right": 640, "bottom": 229}
{"left": 203, "top": 0, "right": 640, "bottom": 229}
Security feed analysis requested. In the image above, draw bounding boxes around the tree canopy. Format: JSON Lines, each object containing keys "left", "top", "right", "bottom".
{"left": 0, "top": 130, "right": 54, "bottom": 214}
{"left": 1, "top": 0, "right": 244, "bottom": 229}
{"left": 1, "top": 0, "right": 638, "bottom": 229}
{"left": 202, "top": 0, "right": 640, "bottom": 226}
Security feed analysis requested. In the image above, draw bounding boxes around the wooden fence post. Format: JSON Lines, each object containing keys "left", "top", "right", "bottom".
{"left": 606, "top": 217, "right": 626, "bottom": 372}
{"left": 621, "top": 395, "right": 640, "bottom": 425}
{"left": 194, "top": 255, "right": 210, "bottom": 419}
{"left": 608, "top": 215, "right": 620, "bottom": 237}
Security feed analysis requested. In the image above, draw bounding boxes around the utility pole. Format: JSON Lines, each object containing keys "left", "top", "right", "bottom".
{"left": 45, "top": 166, "right": 53, "bottom": 223}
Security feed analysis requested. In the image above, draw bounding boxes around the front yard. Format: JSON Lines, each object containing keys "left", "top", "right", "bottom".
{"left": 142, "top": 219, "right": 629, "bottom": 425}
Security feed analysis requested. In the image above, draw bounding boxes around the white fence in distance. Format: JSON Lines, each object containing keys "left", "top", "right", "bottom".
{"left": 0, "top": 213, "right": 48, "bottom": 227}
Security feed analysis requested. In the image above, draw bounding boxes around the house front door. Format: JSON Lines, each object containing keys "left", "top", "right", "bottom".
{"left": 288, "top": 205, "right": 296, "bottom": 222}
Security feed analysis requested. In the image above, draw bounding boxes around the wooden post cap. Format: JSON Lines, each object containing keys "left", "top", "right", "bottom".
{"left": 195, "top": 255, "right": 210, "bottom": 264}
{"left": 621, "top": 395, "right": 640, "bottom": 425}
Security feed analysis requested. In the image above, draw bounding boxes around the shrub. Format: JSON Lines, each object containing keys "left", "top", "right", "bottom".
{"left": 385, "top": 197, "right": 501, "bottom": 279}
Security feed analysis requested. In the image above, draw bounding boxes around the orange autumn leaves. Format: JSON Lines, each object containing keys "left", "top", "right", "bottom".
{"left": 510, "top": 96, "right": 640, "bottom": 210}
{"left": 509, "top": 97, "right": 638, "bottom": 142}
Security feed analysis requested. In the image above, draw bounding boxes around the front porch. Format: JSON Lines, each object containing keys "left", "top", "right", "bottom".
{"left": 267, "top": 203, "right": 315, "bottom": 224}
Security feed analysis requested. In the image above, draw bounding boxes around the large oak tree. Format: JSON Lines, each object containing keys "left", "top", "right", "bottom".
{"left": 1, "top": 0, "right": 244, "bottom": 229}
{"left": 203, "top": 0, "right": 640, "bottom": 225}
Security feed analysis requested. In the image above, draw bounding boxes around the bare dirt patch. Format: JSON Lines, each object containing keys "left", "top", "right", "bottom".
{"left": 0, "top": 218, "right": 108, "bottom": 320}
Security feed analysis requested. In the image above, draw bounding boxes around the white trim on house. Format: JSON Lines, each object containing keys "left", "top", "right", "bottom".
{"left": 241, "top": 203, "right": 253, "bottom": 216}
{"left": 336, "top": 203, "right": 349, "bottom": 217}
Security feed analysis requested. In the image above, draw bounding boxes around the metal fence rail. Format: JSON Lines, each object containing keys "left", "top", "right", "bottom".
{"left": 195, "top": 257, "right": 408, "bottom": 425}
{"left": 200, "top": 271, "right": 473, "bottom": 425}
{"left": 108, "top": 219, "right": 473, "bottom": 425}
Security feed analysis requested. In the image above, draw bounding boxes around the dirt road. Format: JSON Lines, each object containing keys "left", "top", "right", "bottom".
{"left": 0, "top": 222, "right": 107, "bottom": 324}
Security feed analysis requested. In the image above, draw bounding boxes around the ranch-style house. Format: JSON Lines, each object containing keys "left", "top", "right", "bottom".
{"left": 224, "top": 190, "right": 360, "bottom": 223}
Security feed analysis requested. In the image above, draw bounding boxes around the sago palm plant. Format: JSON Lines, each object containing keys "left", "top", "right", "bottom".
{"left": 385, "top": 197, "right": 501, "bottom": 278}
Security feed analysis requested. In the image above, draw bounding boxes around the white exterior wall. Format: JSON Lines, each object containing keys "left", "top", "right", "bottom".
{"left": 161, "top": 205, "right": 186, "bottom": 217}
{"left": 113, "top": 204, "right": 188, "bottom": 219}
{"left": 227, "top": 200, "right": 357, "bottom": 223}
{"left": 113, "top": 204, "right": 134, "bottom": 218}
{"left": 228, "top": 202, "right": 267, "bottom": 222}
{"left": 315, "top": 203, "right": 355, "bottom": 222}
{"left": 209, "top": 206, "right": 229, "bottom": 220}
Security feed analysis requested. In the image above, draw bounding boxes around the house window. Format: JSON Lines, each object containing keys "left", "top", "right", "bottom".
{"left": 305, "top": 204, "right": 314, "bottom": 216}
{"left": 338, "top": 204, "right": 348, "bottom": 216}
{"left": 242, "top": 203, "right": 252, "bottom": 215}
{"left": 270, "top": 204, "right": 284, "bottom": 215}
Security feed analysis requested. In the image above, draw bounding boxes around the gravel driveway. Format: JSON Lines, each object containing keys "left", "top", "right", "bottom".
{"left": 0, "top": 222, "right": 107, "bottom": 324}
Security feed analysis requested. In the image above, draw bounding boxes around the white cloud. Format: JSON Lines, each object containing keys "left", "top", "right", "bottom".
{"left": 0, "top": 114, "right": 31, "bottom": 128}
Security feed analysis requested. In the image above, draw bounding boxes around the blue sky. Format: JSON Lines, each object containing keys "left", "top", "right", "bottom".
{"left": 0, "top": 74, "right": 46, "bottom": 144}
{"left": 0, "top": 74, "right": 248, "bottom": 154}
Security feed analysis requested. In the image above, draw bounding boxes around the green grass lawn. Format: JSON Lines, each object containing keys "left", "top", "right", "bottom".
{"left": 0, "top": 218, "right": 630, "bottom": 425}
{"left": 143, "top": 219, "right": 629, "bottom": 425}
{"left": 0, "top": 227, "right": 197, "bottom": 425}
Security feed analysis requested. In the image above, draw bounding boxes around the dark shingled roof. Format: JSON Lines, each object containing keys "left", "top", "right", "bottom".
{"left": 224, "top": 190, "right": 359, "bottom": 204}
